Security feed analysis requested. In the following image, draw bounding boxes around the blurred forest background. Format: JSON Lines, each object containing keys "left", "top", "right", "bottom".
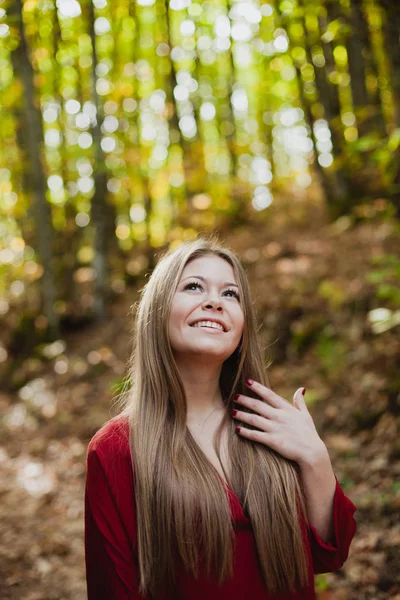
{"left": 0, "top": 0, "right": 399, "bottom": 598}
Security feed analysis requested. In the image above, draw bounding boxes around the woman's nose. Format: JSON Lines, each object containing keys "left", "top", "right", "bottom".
{"left": 203, "top": 292, "right": 223, "bottom": 310}
{"left": 203, "top": 302, "right": 223, "bottom": 310}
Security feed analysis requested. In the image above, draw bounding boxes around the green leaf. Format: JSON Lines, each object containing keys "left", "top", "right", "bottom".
{"left": 387, "top": 128, "right": 400, "bottom": 152}
{"left": 350, "top": 135, "right": 383, "bottom": 152}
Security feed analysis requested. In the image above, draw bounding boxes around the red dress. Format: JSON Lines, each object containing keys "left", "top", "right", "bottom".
{"left": 85, "top": 416, "right": 356, "bottom": 600}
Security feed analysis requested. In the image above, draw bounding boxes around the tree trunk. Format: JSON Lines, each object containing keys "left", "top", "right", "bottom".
{"left": 317, "top": 3, "right": 344, "bottom": 146}
{"left": 274, "top": 1, "right": 337, "bottom": 205}
{"left": 302, "top": 0, "right": 351, "bottom": 214}
{"left": 346, "top": 0, "right": 386, "bottom": 135}
{"left": 346, "top": 0, "right": 370, "bottom": 135}
{"left": 51, "top": 6, "right": 81, "bottom": 312}
{"left": 128, "top": 0, "right": 156, "bottom": 266}
{"left": 379, "top": 0, "right": 400, "bottom": 128}
{"left": 164, "top": 0, "right": 191, "bottom": 216}
{"left": 379, "top": 0, "right": 400, "bottom": 214}
{"left": 86, "top": 0, "right": 114, "bottom": 319}
{"left": 225, "top": 0, "right": 240, "bottom": 178}
{"left": 9, "top": 0, "right": 59, "bottom": 337}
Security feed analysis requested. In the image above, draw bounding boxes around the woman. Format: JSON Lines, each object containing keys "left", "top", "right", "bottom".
{"left": 85, "top": 236, "right": 356, "bottom": 599}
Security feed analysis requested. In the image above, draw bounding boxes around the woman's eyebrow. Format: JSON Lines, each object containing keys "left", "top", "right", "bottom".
{"left": 181, "top": 275, "right": 239, "bottom": 288}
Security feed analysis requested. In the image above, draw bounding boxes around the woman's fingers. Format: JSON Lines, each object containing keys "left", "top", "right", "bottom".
{"left": 232, "top": 408, "right": 277, "bottom": 432}
{"left": 245, "top": 380, "right": 292, "bottom": 410}
{"left": 234, "top": 383, "right": 319, "bottom": 464}
{"left": 234, "top": 393, "right": 277, "bottom": 419}
{"left": 235, "top": 427, "right": 278, "bottom": 449}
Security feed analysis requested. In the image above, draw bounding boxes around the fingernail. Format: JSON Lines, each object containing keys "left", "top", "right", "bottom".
{"left": 235, "top": 427, "right": 241, "bottom": 433}
{"left": 302, "top": 387, "right": 306, "bottom": 396}
{"left": 246, "top": 379, "right": 253, "bottom": 386}
{"left": 232, "top": 409, "right": 237, "bottom": 416}
{"left": 234, "top": 393, "right": 239, "bottom": 400}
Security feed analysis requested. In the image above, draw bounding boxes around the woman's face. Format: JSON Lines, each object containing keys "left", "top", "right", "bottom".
{"left": 168, "top": 254, "right": 244, "bottom": 363}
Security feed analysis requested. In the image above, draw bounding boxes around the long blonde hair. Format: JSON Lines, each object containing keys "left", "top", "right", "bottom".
{"left": 117, "top": 236, "right": 309, "bottom": 597}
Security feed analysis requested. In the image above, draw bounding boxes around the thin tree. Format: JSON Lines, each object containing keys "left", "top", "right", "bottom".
{"left": 164, "top": 0, "right": 192, "bottom": 213}
{"left": 276, "top": 0, "right": 335, "bottom": 206}
{"left": 379, "top": 0, "right": 400, "bottom": 214}
{"left": 52, "top": 2, "right": 82, "bottom": 311}
{"left": 8, "top": 0, "right": 59, "bottom": 336}
{"left": 303, "top": 0, "right": 352, "bottom": 215}
{"left": 85, "top": 0, "right": 115, "bottom": 319}
{"left": 346, "top": 0, "right": 385, "bottom": 136}
{"left": 129, "top": 0, "right": 156, "bottom": 269}
{"left": 379, "top": 0, "right": 400, "bottom": 128}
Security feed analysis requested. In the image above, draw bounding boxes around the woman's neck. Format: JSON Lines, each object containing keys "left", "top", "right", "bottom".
{"left": 174, "top": 356, "right": 225, "bottom": 422}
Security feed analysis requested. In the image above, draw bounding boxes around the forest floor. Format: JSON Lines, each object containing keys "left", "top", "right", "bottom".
{"left": 1, "top": 187, "right": 399, "bottom": 599}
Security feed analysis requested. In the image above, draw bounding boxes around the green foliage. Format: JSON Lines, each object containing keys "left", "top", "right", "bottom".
{"left": 317, "top": 280, "right": 347, "bottom": 310}
{"left": 387, "top": 128, "right": 400, "bottom": 153}
{"left": 340, "top": 474, "right": 355, "bottom": 490}
{"left": 290, "top": 316, "right": 328, "bottom": 355}
{"left": 314, "top": 329, "right": 349, "bottom": 378}
{"left": 314, "top": 573, "right": 329, "bottom": 591}
{"left": 300, "top": 389, "right": 323, "bottom": 408}
{"left": 369, "top": 129, "right": 400, "bottom": 185}
{"left": 2, "top": 0, "right": 400, "bottom": 342}
{"left": 349, "top": 134, "right": 383, "bottom": 153}
{"left": 367, "top": 254, "right": 400, "bottom": 307}
{"left": 110, "top": 374, "right": 131, "bottom": 397}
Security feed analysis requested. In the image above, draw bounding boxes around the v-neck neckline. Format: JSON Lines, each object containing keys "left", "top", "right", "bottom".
{"left": 214, "top": 468, "right": 231, "bottom": 492}
{"left": 214, "top": 470, "right": 251, "bottom": 523}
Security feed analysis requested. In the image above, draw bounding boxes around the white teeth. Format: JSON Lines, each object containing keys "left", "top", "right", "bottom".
{"left": 192, "top": 320, "right": 224, "bottom": 331}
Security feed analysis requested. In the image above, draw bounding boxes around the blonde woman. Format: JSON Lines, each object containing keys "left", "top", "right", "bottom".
{"left": 84, "top": 237, "right": 356, "bottom": 599}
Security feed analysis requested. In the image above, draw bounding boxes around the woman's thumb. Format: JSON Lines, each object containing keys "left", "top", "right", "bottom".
{"left": 293, "top": 387, "right": 307, "bottom": 410}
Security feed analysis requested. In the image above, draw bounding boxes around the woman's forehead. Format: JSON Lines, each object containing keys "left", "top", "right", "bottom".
{"left": 181, "top": 255, "right": 236, "bottom": 280}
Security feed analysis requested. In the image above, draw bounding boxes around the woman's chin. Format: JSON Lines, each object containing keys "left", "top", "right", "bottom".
{"left": 174, "top": 344, "right": 234, "bottom": 363}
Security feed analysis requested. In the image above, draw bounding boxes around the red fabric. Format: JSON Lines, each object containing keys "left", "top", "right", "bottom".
{"left": 85, "top": 416, "right": 357, "bottom": 600}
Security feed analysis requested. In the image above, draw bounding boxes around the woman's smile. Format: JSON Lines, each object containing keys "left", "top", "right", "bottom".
{"left": 190, "top": 318, "right": 227, "bottom": 332}
{"left": 191, "top": 323, "right": 225, "bottom": 332}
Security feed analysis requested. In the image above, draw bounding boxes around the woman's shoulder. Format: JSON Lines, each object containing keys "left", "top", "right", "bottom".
{"left": 85, "top": 414, "right": 136, "bottom": 504}
{"left": 87, "top": 414, "right": 131, "bottom": 462}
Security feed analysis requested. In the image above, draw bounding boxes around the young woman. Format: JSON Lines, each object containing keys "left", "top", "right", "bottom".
{"left": 84, "top": 237, "right": 356, "bottom": 599}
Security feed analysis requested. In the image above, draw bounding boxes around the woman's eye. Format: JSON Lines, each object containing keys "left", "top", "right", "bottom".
{"left": 224, "top": 289, "right": 240, "bottom": 300}
{"left": 183, "top": 282, "right": 239, "bottom": 300}
{"left": 184, "top": 282, "right": 202, "bottom": 291}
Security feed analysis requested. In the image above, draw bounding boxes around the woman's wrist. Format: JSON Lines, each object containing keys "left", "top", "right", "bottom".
{"left": 297, "top": 440, "right": 330, "bottom": 471}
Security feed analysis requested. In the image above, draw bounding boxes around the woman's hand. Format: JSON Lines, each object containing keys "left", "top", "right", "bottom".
{"left": 232, "top": 380, "right": 327, "bottom": 466}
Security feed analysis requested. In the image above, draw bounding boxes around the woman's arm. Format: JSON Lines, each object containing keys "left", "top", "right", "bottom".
{"left": 233, "top": 381, "right": 357, "bottom": 572}
{"left": 298, "top": 444, "right": 337, "bottom": 543}
{"left": 307, "top": 480, "right": 357, "bottom": 574}
{"left": 85, "top": 430, "right": 148, "bottom": 599}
